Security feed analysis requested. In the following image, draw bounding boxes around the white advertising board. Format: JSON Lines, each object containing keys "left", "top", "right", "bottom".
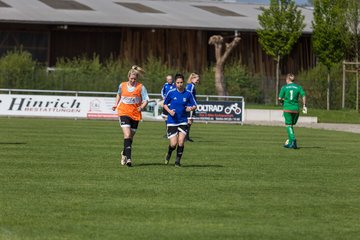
{"left": 0, "top": 94, "right": 118, "bottom": 119}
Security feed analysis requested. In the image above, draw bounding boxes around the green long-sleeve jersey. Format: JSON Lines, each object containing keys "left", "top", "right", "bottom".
{"left": 278, "top": 83, "right": 306, "bottom": 112}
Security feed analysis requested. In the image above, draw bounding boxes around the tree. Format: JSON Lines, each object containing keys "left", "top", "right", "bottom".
{"left": 346, "top": 0, "right": 360, "bottom": 111}
{"left": 208, "top": 34, "right": 241, "bottom": 96}
{"left": 312, "top": 0, "right": 348, "bottom": 110}
{"left": 257, "top": 0, "right": 305, "bottom": 105}
{"left": 346, "top": 0, "right": 360, "bottom": 60}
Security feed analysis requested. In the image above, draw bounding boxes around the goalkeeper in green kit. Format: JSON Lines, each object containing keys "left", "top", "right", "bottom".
{"left": 278, "top": 73, "right": 307, "bottom": 149}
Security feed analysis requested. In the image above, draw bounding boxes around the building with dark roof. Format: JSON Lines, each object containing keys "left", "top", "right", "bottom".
{"left": 0, "top": 0, "right": 315, "bottom": 77}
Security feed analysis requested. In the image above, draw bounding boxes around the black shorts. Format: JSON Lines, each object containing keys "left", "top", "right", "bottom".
{"left": 119, "top": 116, "right": 139, "bottom": 131}
{"left": 167, "top": 124, "right": 188, "bottom": 139}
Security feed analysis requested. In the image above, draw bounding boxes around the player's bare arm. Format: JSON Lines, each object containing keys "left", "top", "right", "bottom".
{"left": 186, "top": 106, "right": 197, "bottom": 112}
{"left": 163, "top": 104, "right": 175, "bottom": 116}
{"left": 112, "top": 94, "right": 121, "bottom": 111}
{"left": 138, "top": 100, "right": 148, "bottom": 112}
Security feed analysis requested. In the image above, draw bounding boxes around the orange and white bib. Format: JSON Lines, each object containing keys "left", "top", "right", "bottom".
{"left": 116, "top": 82, "right": 143, "bottom": 121}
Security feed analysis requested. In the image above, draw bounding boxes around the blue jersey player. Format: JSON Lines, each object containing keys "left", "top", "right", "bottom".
{"left": 160, "top": 75, "right": 174, "bottom": 137}
{"left": 163, "top": 73, "right": 197, "bottom": 167}
{"left": 161, "top": 75, "right": 174, "bottom": 100}
{"left": 185, "top": 72, "right": 200, "bottom": 142}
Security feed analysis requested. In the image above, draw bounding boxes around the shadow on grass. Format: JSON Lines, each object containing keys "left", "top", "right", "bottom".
{"left": 159, "top": 136, "right": 221, "bottom": 144}
{"left": 296, "top": 146, "right": 323, "bottom": 149}
{"left": 182, "top": 164, "right": 224, "bottom": 168}
{"left": 136, "top": 163, "right": 167, "bottom": 167}
{"left": 189, "top": 140, "right": 221, "bottom": 143}
{"left": 135, "top": 163, "right": 224, "bottom": 168}
{"left": 0, "top": 142, "right": 26, "bottom": 145}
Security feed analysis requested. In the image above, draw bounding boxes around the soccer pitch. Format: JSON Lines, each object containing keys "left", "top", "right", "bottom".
{"left": 1, "top": 117, "right": 360, "bottom": 240}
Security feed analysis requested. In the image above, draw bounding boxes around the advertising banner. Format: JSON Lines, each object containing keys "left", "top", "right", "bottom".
{"left": 0, "top": 94, "right": 244, "bottom": 122}
{"left": 0, "top": 94, "right": 117, "bottom": 119}
{"left": 195, "top": 100, "right": 243, "bottom": 122}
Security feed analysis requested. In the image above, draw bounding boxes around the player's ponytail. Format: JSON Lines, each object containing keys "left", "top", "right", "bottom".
{"left": 128, "top": 65, "right": 145, "bottom": 78}
{"left": 187, "top": 72, "right": 200, "bottom": 83}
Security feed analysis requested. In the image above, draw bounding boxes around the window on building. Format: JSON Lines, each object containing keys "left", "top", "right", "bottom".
{"left": 38, "top": 0, "right": 93, "bottom": 10}
{"left": 193, "top": 5, "right": 245, "bottom": 17}
{"left": 0, "top": 1, "right": 11, "bottom": 7}
{"left": 115, "top": 2, "right": 164, "bottom": 13}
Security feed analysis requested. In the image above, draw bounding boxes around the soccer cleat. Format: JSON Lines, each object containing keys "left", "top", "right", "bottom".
{"left": 126, "top": 159, "right": 132, "bottom": 167}
{"left": 284, "top": 142, "right": 293, "bottom": 148}
{"left": 283, "top": 140, "right": 298, "bottom": 149}
{"left": 165, "top": 153, "right": 171, "bottom": 165}
{"left": 120, "top": 151, "right": 127, "bottom": 165}
{"left": 175, "top": 158, "right": 181, "bottom": 167}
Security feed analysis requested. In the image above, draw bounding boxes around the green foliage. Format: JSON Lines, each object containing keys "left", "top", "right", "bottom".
{"left": 142, "top": 55, "right": 177, "bottom": 94}
{"left": 52, "top": 55, "right": 108, "bottom": 91}
{"left": 345, "top": 0, "right": 360, "bottom": 61}
{"left": 224, "top": 61, "right": 263, "bottom": 103}
{"left": 103, "top": 56, "right": 132, "bottom": 92}
{"left": 196, "top": 67, "right": 216, "bottom": 95}
{"left": 197, "top": 62, "right": 263, "bottom": 103}
{"left": 298, "top": 64, "right": 328, "bottom": 108}
{"left": 0, "top": 50, "right": 262, "bottom": 103}
{"left": 298, "top": 63, "right": 358, "bottom": 109}
{"left": 257, "top": 0, "right": 305, "bottom": 105}
{"left": 0, "top": 49, "right": 38, "bottom": 89}
{"left": 257, "top": 0, "right": 305, "bottom": 61}
{"left": 312, "top": 0, "right": 348, "bottom": 70}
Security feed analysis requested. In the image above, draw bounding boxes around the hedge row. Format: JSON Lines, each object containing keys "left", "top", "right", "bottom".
{"left": 1, "top": 49, "right": 358, "bottom": 109}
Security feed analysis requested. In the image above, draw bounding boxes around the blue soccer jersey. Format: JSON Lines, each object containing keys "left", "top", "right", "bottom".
{"left": 186, "top": 83, "right": 197, "bottom": 101}
{"left": 164, "top": 89, "right": 197, "bottom": 126}
{"left": 161, "top": 82, "right": 175, "bottom": 99}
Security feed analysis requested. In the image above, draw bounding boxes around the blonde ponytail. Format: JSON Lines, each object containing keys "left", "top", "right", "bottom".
{"left": 128, "top": 65, "right": 145, "bottom": 78}
{"left": 187, "top": 72, "right": 199, "bottom": 83}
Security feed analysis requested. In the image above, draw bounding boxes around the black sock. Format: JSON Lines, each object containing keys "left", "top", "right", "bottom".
{"left": 176, "top": 145, "right": 184, "bottom": 162}
{"left": 167, "top": 145, "right": 176, "bottom": 157}
{"left": 124, "top": 138, "right": 132, "bottom": 159}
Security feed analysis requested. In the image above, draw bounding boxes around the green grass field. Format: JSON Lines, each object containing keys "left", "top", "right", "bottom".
{"left": 1, "top": 118, "right": 360, "bottom": 240}
{"left": 247, "top": 104, "right": 360, "bottom": 124}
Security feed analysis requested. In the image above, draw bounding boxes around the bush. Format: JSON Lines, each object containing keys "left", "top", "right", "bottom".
{"left": 224, "top": 61, "right": 263, "bottom": 103}
{"left": 298, "top": 63, "right": 358, "bottom": 110}
{"left": 50, "top": 55, "right": 106, "bottom": 91}
{"left": 47, "top": 55, "right": 178, "bottom": 94}
{"left": 0, "top": 50, "right": 263, "bottom": 104}
{"left": 0, "top": 49, "right": 38, "bottom": 89}
{"left": 196, "top": 67, "right": 216, "bottom": 96}
{"left": 198, "top": 61, "right": 263, "bottom": 103}
{"left": 141, "top": 55, "right": 177, "bottom": 95}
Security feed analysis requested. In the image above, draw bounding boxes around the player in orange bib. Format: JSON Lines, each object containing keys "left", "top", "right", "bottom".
{"left": 112, "top": 65, "right": 149, "bottom": 167}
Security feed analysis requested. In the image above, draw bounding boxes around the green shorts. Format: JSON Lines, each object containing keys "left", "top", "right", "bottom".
{"left": 283, "top": 112, "right": 299, "bottom": 125}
